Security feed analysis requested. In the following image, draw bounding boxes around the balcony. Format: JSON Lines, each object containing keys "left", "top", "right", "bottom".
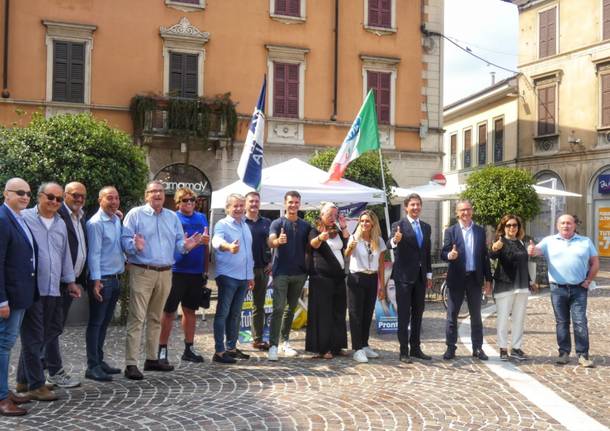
{"left": 129, "top": 94, "right": 237, "bottom": 148}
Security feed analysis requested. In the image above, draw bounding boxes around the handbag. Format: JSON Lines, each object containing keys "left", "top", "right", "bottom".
{"left": 199, "top": 274, "right": 211, "bottom": 309}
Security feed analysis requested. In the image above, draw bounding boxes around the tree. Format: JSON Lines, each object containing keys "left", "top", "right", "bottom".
{"left": 461, "top": 166, "right": 540, "bottom": 227}
{"left": 0, "top": 113, "right": 149, "bottom": 212}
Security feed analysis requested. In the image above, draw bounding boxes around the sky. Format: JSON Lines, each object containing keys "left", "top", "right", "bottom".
{"left": 443, "top": 0, "right": 519, "bottom": 105}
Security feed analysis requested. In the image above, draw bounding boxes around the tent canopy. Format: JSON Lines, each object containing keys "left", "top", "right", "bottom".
{"left": 211, "top": 158, "right": 386, "bottom": 210}
{"left": 391, "top": 182, "right": 581, "bottom": 203}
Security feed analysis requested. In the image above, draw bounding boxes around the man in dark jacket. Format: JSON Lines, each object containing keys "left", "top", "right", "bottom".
{"left": 0, "top": 178, "right": 38, "bottom": 415}
{"left": 440, "top": 199, "right": 492, "bottom": 361}
{"left": 387, "top": 194, "right": 432, "bottom": 363}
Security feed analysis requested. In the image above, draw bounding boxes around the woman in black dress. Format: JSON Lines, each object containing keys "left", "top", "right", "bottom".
{"left": 306, "top": 202, "right": 349, "bottom": 359}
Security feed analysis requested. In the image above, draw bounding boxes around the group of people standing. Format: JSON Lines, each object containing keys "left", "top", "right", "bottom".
{"left": 0, "top": 178, "right": 600, "bottom": 418}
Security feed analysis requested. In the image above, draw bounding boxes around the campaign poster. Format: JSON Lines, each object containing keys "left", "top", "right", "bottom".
{"left": 598, "top": 207, "right": 610, "bottom": 257}
{"left": 239, "top": 280, "right": 273, "bottom": 344}
{"left": 375, "top": 261, "right": 397, "bottom": 334}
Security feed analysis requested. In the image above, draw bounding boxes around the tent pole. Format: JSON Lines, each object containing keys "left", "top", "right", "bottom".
{"left": 378, "top": 149, "right": 394, "bottom": 262}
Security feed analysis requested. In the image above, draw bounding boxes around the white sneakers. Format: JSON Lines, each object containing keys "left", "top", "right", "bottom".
{"left": 353, "top": 349, "right": 368, "bottom": 363}
{"left": 268, "top": 345, "right": 279, "bottom": 361}
{"left": 279, "top": 342, "right": 298, "bottom": 357}
{"left": 268, "top": 342, "right": 298, "bottom": 361}
{"left": 362, "top": 346, "right": 379, "bottom": 359}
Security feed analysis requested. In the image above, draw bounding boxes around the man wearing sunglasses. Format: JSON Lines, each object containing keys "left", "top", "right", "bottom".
{"left": 43, "top": 182, "right": 89, "bottom": 389}
{"left": 0, "top": 178, "right": 38, "bottom": 415}
{"left": 159, "top": 188, "right": 209, "bottom": 365}
{"left": 121, "top": 180, "right": 203, "bottom": 380}
{"left": 19, "top": 182, "right": 81, "bottom": 401}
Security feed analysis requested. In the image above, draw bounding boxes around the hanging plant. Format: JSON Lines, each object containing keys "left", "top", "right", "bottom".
{"left": 129, "top": 95, "right": 156, "bottom": 134}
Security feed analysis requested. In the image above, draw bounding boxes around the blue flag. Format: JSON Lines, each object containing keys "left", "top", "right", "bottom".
{"left": 237, "top": 76, "right": 266, "bottom": 190}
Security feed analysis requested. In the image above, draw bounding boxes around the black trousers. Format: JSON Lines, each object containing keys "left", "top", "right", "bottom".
{"left": 445, "top": 273, "right": 483, "bottom": 349}
{"left": 347, "top": 272, "right": 377, "bottom": 351}
{"left": 396, "top": 278, "right": 426, "bottom": 354}
{"left": 305, "top": 275, "right": 347, "bottom": 355}
{"left": 17, "top": 296, "right": 64, "bottom": 390}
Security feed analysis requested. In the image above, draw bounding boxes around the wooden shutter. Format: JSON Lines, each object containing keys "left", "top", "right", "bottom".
{"left": 450, "top": 134, "right": 457, "bottom": 170}
{"left": 539, "top": 7, "right": 556, "bottom": 58}
{"left": 463, "top": 129, "right": 472, "bottom": 168}
{"left": 176, "top": 0, "right": 200, "bottom": 4}
{"left": 602, "top": 74, "right": 610, "bottom": 127}
{"left": 537, "top": 86, "right": 556, "bottom": 135}
{"left": 276, "top": 0, "right": 300, "bottom": 17}
{"left": 494, "top": 119, "right": 504, "bottom": 163}
{"left": 169, "top": 52, "right": 198, "bottom": 98}
{"left": 52, "top": 41, "right": 85, "bottom": 103}
{"left": 602, "top": 0, "right": 610, "bottom": 40}
{"left": 368, "top": 0, "right": 380, "bottom": 27}
{"left": 273, "top": 62, "right": 299, "bottom": 118}
{"left": 368, "top": 0, "right": 391, "bottom": 28}
{"left": 367, "top": 71, "right": 391, "bottom": 124}
{"left": 478, "top": 123, "right": 487, "bottom": 165}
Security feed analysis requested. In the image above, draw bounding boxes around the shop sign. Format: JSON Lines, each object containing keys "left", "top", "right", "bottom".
{"left": 598, "top": 207, "right": 610, "bottom": 257}
{"left": 153, "top": 163, "right": 212, "bottom": 196}
{"left": 598, "top": 174, "right": 610, "bottom": 194}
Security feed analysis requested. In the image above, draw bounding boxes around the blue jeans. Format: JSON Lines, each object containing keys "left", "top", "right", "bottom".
{"left": 213, "top": 275, "right": 248, "bottom": 353}
{"left": 550, "top": 283, "right": 589, "bottom": 355}
{"left": 86, "top": 277, "right": 120, "bottom": 369}
{"left": 0, "top": 308, "right": 25, "bottom": 400}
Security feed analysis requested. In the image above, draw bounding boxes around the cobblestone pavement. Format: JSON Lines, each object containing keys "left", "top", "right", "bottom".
{"left": 1, "top": 283, "right": 608, "bottom": 430}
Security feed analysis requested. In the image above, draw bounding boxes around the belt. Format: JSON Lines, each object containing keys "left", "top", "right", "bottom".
{"left": 552, "top": 282, "right": 583, "bottom": 288}
{"left": 356, "top": 270, "right": 377, "bottom": 275}
{"left": 131, "top": 263, "right": 172, "bottom": 272}
{"left": 101, "top": 273, "right": 121, "bottom": 279}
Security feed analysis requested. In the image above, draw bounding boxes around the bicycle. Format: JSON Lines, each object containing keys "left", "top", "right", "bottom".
{"left": 440, "top": 280, "right": 491, "bottom": 319}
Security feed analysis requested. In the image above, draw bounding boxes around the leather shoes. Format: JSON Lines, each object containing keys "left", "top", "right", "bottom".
{"left": 399, "top": 354, "right": 412, "bottom": 363}
{"left": 212, "top": 352, "right": 237, "bottom": 364}
{"left": 85, "top": 365, "right": 112, "bottom": 382}
{"left": 226, "top": 348, "right": 250, "bottom": 360}
{"left": 0, "top": 398, "right": 27, "bottom": 416}
{"left": 144, "top": 359, "right": 174, "bottom": 372}
{"left": 8, "top": 391, "right": 30, "bottom": 405}
{"left": 124, "top": 365, "right": 144, "bottom": 380}
{"left": 411, "top": 349, "right": 432, "bottom": 360}
{"left": 100, "top": 361, "right": 121, "bottom": 375}
{"left": 443, "top": 346, "right": 456, "bottom": 360}
{"left": 27, "top": 386, "right": 58, "bottom": 402}
{"left": 15, "top": 382, "right": 53, "bottom": 393}
{"left": 253, "top": 341, "right": 270, "bottom": 351}
{"left": 472, "top": 348, "right": 489, "bottom": 361}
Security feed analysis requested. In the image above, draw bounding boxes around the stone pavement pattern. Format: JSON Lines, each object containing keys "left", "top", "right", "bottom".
{"left": 1, "top": 285, "right": 608, "bottom": 430}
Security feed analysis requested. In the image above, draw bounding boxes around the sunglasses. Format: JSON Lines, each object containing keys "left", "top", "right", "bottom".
{"left": 42, "top": 193, "right": 64, "bottom": 203}
{"left": 7, "top": 189, "right": 32, "bottom": 197}
{"left": 505, "top": 223, "right": 519, "bottom": 228}
{"left": 67, "top": 192, "right": 86, "bottom": 200}
{"left": 181, "top": 197, "right": 196, "bottom": 203}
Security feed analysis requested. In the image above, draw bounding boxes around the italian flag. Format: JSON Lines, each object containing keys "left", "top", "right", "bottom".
{"left": 327, "top": 89, "right": 380, "bottom": 181}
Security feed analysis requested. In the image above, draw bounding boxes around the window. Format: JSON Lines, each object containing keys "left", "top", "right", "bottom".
{"left": 538, "top": 6, "right": 557, "bottom": 58}
{"left": 44, "top": 21, "right": 95, "bottom": 106}
{"left": 537, "top": 84, "right": 556, "bottom": 136}
{"left": 530, "top": 172, "right": 566, "bottom": 241}
{"left": 165, "top": 0, "right": 205, "bottom": 10}
{"left": 367, "top": 71, "right": 391, "bottom": 124}
{"left": 602, "top": 73, "right": 610, "bottom": 127}
{"left": 450, "top": 134, "right": 457, "bottom": 171}
{"left": 273, "top": 62, "right": 299, "bottom": 118}
{"left": 493, "top": 118, "right": 504, "bottom": 163}
{"left": 602, "top": 0, "right": 610, "bottom": 40}
{"left": 478, "top": 123, "right": 487, "bottom": 165}
{"left": 169, "top": 53, "right": 198, "bottom": 98}
{"left": 367, "top": 0, "right": 391, "bottom": 28}
{"left": 160, "top": 18, "right": 209, "bottom": 98}
{"left": 463, "top": 128, "right": 472, "bottom": 169}
{"left": 52, "top": 41, "right": 85, "bottom": 103}
{"left": 274, "top": 0, "right": 301, "bottom": 17}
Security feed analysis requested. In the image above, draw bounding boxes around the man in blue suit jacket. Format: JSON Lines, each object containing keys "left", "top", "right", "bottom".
{"left": 440, "top": 199, "right": 491, "bottom": 361}
{"left": 0, "top": 178, "right": 38, "bottom": 416}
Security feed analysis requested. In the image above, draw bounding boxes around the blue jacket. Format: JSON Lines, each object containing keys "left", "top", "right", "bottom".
{"left": 0, "top": 204, "right": 38, "bottom": 309}
{"left": 441, "top": 222, "right": 492, "bottom": 288}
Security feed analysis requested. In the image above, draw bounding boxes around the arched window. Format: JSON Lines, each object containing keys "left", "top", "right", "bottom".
{"left": 530, "top": 171, "right": 566, "bottom": 241}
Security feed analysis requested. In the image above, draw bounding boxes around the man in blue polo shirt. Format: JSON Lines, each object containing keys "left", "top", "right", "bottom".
{"left": 529, "top": 214, "right": 599, "bottom": 368}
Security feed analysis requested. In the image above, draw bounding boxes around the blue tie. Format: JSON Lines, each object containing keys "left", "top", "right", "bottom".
{"left": 413, "top": 220, "right": 423, "bottom": 248}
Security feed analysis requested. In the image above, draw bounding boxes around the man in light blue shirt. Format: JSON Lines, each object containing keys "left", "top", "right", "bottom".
{"left": 85, "top": 186, "right": 124, "bottom": 382}
{"left": 211, "top": 193, "right": 254, "bottom": 364}
{"left": 120, "top": 180, "right": 202, "bottom": 380}
{"left": 529, "top": 214, "right": 599, "bottom": 367}
{"left": 18, "top": 182, "right": 81, "bottom": 400}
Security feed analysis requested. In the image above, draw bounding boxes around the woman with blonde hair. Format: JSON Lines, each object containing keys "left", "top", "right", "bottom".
{"left": 345, "top": 210, "right": 386, "bottom": 363}
{"left": 489, "top": 214, "right": 531, "bottom": 361}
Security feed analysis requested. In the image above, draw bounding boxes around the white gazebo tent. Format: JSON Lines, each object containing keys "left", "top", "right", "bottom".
{"left": 211, "top": 158, "right": 386, "bottom": 211}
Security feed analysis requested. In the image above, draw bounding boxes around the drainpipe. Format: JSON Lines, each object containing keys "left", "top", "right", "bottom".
{"left": 2, "top": 0, "right": 10, "bottom": 98}
{"left": 330, "top": 0, "right": 338, "bottom": 121}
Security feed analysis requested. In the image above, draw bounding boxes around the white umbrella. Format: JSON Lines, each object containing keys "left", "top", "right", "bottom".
{"left": 532, "top": 185, "right": 581, "bottom": 197}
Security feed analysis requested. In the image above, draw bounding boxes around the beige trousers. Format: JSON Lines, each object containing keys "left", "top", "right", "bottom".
{"left": 125, "top": 266, "right": 172, "bottom": 366}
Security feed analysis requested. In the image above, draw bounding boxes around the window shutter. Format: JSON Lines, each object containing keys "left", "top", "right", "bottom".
{"left": 602, "top": 74, "right": 610, "bottom": 127}
{"left": 494, "top": 119, "right": 504, "bottom": 162}
{"left": 539, "top": 8, "right": 556, "bottom": 58}
{"left": 602, "top": 0, "right": 610, "bottom": 40}
{"left": 184, "top": 54, "right": 198, "bottom": 98}
{"left": 69, "top": 43, "right": 85, "bottom": 103}
{"left": 287, "top": 0, "right": 300, "bottom": 17}
{"left": 478, "top": 123, "right": 487, "bottom": 165}
{"left": 367, "top": 71, "right": 391, "bottom": 124}
{"left": 380, "top": 0, "right": 391, "bottom": 28}
{"left": 52, "top": 41, "right": 68, "bottom": 102}
{"left": 286, "top": 63, "right": 299, "bottom": 117}
{"left": 169, "top": 53, "right": 183, "bottom": 96}
{"left": 450, "top": 134, "right": 457, "bottom": 170}
{"left": 368, "top": 0, "right": 380, "bottom": 27}
{"left": 169, "top": 52, "right": 198, "bottom": 98}
{"left": 176, "top": 0, "right": 200, "bottom": 4}
{"left": 537, "top": 86, "right": 555, "bottom": 135}
{"left": 463, "top": 129, "right": 472, "bottom": 168}
{"left": 273, "top": 62, "right": 299, "bottom": 118}
{"left": 273, "top": 63, "right": 286, "bottom": 117}
{"left": 546, "top": 9, "right": 556, "bottom": 56}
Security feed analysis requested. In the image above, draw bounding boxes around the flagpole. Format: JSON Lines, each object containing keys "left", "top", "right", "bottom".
{"left": 377, "top": 148, "right": 394, "bottom": 262}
